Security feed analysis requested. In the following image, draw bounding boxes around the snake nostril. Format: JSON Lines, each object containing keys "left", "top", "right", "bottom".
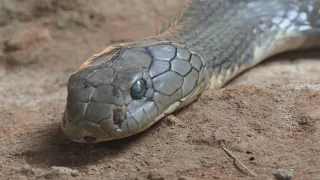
{"left": 83, "top": 136, "right": 97, "bottom": 143}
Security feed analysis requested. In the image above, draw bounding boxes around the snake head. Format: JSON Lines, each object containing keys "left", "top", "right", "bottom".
{"left": 62, "top": 39, "right": 208, "bottom": 143}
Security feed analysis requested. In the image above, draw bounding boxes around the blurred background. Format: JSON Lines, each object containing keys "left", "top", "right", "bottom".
{"left": 0, "top": 0, "right": 187, "bottom": 106}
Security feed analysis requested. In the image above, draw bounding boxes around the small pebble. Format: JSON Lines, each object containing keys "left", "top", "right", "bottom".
{"left": 230, "top": 141, "right": 249, "bottom": 152}
{"left": 40, "top": 166, "right": 79, "bottom": 178}
{"left": 164, "top": 115, "right": 182, "bottom": 126}
{"left": 274, "top": 169, "right": 294, "bottom": 180}
{"left": 19, "top": 164, "right": 34, "bottom": 175}
{"left": 86, "top": 165, "right": 100, "bottom": 175}
{"left": 147, "top": 170, "right": 165, "bottom": 180}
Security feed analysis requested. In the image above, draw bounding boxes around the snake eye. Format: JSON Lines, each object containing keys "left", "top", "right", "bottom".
{"left": 130, "top": 79, "right": 146, "bottom": 99}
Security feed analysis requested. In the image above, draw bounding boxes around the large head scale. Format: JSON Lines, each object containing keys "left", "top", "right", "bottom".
{"left": 62, "top": 39, "right": 208, "bottom": 143}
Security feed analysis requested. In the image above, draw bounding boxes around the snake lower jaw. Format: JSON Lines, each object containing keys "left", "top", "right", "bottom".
{"left": 61, "top": 110, "right": 146, "bottom": 143}
{"left": 61, "top": 110, "right": 114, "bottom": 143}
{"left": 61, "top": 104, "right": 175, "bottom": 143}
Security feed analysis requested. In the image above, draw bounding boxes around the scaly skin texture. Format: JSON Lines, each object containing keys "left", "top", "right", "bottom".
{"left": 62, "top": 0, "right": 320, "bottom": 143}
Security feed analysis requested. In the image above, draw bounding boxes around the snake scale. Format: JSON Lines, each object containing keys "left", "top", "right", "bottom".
{"left": 62, "top": 0, "right": 320, "bottom": 143}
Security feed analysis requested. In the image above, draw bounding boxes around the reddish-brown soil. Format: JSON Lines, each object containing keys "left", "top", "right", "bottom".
{"left": 0, "top": 1, "right": 319, "bottom": 179}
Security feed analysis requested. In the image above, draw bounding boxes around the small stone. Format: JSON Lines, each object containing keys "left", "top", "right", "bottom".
{"left": 144, "top": 156, "right": 161, "bottom": 165}
{"left": 274, "top": 169, "right": 294, "bottom": 180}
{"left": 41, "top": 166, "right": 79, "bottom": 178}
{"left": 147, "top": 170, "right": 165, "bottom": 180}
{"left": 71, "top": 171, "right": 80, "bottom": 177}
{"left": 213, "top": 129, "right": 227, "bottom": 141}
{"left": 46, "top": 114, "right": 55, "bottom": 121}
{"left": 86, "top": 165, "right": 100, "bottom": 175}
{"left": 18, "top": 164, "right": 34, "bottom": 175}
{"left": 164, "top": 115, "right": 182, "bottom": 126}
{"left": 133, "top": 150, "right": 142, "bottom": 155}
{"left": 230, "top": 141, "right": 249, "bottom": 152}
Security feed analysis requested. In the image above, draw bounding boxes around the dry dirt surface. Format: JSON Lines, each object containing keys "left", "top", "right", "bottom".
{"left": 1, "top": 0, "right": 320, "bottom": 180}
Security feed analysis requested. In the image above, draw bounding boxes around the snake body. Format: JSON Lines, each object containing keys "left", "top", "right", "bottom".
{"left": 62, "top": 0, "right": 320, "bottom": 143}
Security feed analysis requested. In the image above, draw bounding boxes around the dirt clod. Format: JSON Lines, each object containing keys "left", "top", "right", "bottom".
{"left": 274, "top": 169, "right": 294, "bottom": 180}
{"left": 39, "top": 166, "right": 79, "bottom": 179}
{"left": 147, "top": 170, "right": 166, "bottom": 180}
{"left": 86, "top": 165, "right": 100, "bottom": 175}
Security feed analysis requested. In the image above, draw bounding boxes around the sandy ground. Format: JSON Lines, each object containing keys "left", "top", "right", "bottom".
{"left": 0, "top": 0, "right": 320, "bottom": 179}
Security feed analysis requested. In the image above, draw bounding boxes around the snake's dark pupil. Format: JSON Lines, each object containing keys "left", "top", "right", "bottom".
{"left": 131, "top": 80, "right": 146, "bottom": 99}
{"left": 134, "top": 82, "right": 142, "bottom": 93}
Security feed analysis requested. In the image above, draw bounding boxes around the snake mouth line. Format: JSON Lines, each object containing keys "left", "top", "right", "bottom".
{"left": 61, "top": 109, "right": 157, "bottom": 143}
{"left": 62, "top": 101, "right": 130, "bottom": 143}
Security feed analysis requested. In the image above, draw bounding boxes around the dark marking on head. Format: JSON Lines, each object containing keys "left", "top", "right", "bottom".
{"left": 112, "top": 88, "right": 121, "bottom": 98}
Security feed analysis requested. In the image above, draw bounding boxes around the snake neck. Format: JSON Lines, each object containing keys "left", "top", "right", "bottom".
{"left": 157, "top": 0, "right": 320, "bottom": 89}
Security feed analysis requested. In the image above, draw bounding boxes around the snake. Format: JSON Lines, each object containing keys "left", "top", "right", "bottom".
{"left": 61, "top": 0, "right": 320, "bottom": 143}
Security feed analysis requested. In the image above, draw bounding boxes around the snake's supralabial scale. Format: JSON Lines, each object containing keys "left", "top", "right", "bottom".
{"left": 61, "top": 0, "right": 320, "bottom": 143}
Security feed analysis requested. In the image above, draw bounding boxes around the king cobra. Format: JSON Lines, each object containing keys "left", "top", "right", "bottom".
{"left": 62, "top": 0, "right": 320, "bottom": 143}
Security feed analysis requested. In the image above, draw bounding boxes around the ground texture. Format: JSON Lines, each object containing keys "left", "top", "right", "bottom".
{"left": 0, "top": 0, "right": 320, "bottom": 179}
